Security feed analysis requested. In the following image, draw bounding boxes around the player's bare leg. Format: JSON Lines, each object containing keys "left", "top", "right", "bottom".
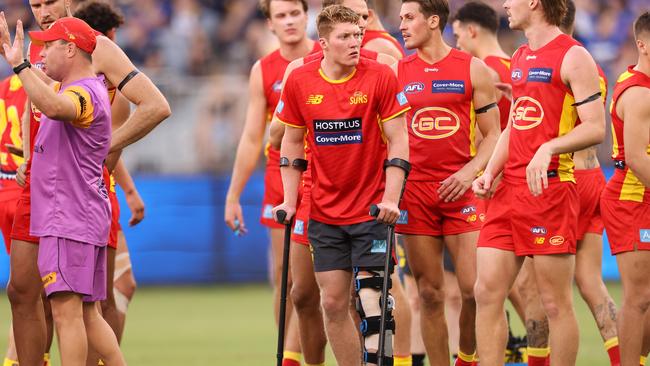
{"left": 404, "top": 274, "right": 426, "bottom": 364}
{"left": 289, "top": 242, "right": 326, "bottom": 365}
{"left": 475, "top": 247, "right": 523, "bottom": 366}
{"left": 443, "top": 270, "right": 461, "bottom": 355}
{"left": 270, "top": 228, "right": 301, "bottom": 357}
{"left": 391, "top": 273, "right": 412, "bottom": 364}
{"left": 517, "top": 258, "right": 550, "bottom": 362}
{"left": 447, "top": 232, "right": 479, "bottom": 359}
{"left": 87, "top": 246, "right": 119, "bottom": 366}
{"left": 575, "top": 234, "right": 618, "bottom": 343}
{"left": 617, "top": 250, "right": 650, "bottom": 366}
{"left": 641, "top": 311, "right": 650, "bottom": 363}
{"left": 6, "top": 240, "right": 46, "bottom": 366}
{"left": 507, "top": 280, "right": 526, "bottom": 326}
{"left": 315, "top": 270, "right": 361, "bottom": 366}
{"left": 50, "top": 293, "right": 87, "bottom": 366}
{"left": 82, "top": 302, "right": 126, "bottom": 366}
{"left": 4, "top": 324, "right": 17, "bottom": 364}
{"left": 403, "top": 235, "right": 448, "bottom": 365}
{"left": 113, "top": 231, "right": 137, "bottom": 341}
{"left": 532, "top": 255, "right": 579, "bottom": 366}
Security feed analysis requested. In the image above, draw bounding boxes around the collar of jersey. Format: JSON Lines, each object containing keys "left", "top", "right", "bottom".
{"left": 319, "top": 68, "right": 357, "bottom": 84}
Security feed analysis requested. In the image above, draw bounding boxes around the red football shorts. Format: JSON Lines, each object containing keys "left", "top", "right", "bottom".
{"left": 396, "top": 180, "right": 485, "bottom": 236}
{"left": 575, "top": 168, "right": 606, "bottom": 240}
{"left": 478, "top": 181, "right": 579, "bottom": 256}
{"left": 601, "top": 197, "right": 650, "bottom": 255}
{"left": 291, "top": 185, "right": 310, "bottom": 246}
{"left": 108, "top": 188, "right": 120, "bottom": 249}
{"left": 260, "top": 153, "right": 284, "bottom": 230}
{"left": 11, "top": 167, "right": 39, "bottom": 245}
{"left": 0, "top": 179, "right": 23, "bottom": 253}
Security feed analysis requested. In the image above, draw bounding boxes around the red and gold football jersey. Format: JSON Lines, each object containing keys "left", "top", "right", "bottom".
{"left": 505, "top": 34, "right": 582, "bottom": 184}
{"left": 362, "top": 29, "right": 406, "bottom": 58}
{"left": 0, "top": 75, "right": 26, "bottom": 173}
{"left": 602, "top": 66, "right": 650, "bottom": 203}
{"left": 276, "top": 58, "right": 410, "bottom": 224}
{"left": 484, "top": 55, "right": 511, "bottom": 131}
{"left": 397, "top": 49, "right": 476, "bottom": 182}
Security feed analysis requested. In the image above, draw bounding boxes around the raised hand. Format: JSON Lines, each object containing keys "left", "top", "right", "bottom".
{"left": 0, "top": 16, "right": 25, "bottom": 68}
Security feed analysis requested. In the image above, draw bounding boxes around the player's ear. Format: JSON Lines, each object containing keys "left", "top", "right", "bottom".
{"left": 428, "top": 14, "right": 440, "bottom": 31}
{"left": 468, "top": 24, "right": 477, "bottom": 38}
{"left": 319, "top": 36, "right": 327, "bottom": 50}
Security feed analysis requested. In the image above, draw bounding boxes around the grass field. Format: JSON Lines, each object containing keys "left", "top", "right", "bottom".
{"left": 0, "top": 282, "right": 624, "bottom": 365}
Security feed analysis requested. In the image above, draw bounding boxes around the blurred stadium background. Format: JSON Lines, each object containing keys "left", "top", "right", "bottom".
{"left": 0, "top": 0, "right": 646, "bottom": 364}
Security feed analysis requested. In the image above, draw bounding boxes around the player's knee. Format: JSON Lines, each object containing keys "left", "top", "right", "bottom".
{"left": 538, "top": 293, "right": 567, "bottom": 320}
{"left": 50, "top": 298, "right": 83, "bottom": 324}
{"left": 290, "top": 283, "right": 319, "bottom": 312}
{"left": 417, "top": 282, "right": 445, "bottom": 311}
{"left": 115, "top": 274, "right": 137, "bottom": 301}
{"left": 320, "top": 293, "right": 349, "bottom": 319}
{"left": 474, "top": 277, "right": 506, "bottom": 306}
{"left": 624, "top": 288, "right": 650, "bottom": 313}
{"left": 6, "top": 278, "right": 40, "bottom": 306}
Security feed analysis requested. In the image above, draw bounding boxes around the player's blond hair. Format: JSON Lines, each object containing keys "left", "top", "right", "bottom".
{"left": 539, "top": 0, "right": 567, "bottom": 27}
{"left": 259, "top": 0, "right": 308, "bottom": 19}
{"left": 317, "top": 5, "right": 361, "bottom": 38}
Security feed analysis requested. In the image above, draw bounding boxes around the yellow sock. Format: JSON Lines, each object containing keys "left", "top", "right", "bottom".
{"left": 98, "top": 360, "right": 104, "bottom": 366}
{"left": 527, "top": 347, "right": 551, "bottom": 358}
{"left": 394, "top": 354, "right": 412, "bottom": 366}
{"left": 3, "top": 358, "right": 18, "bottom": 366}
{"left": 283, "top": 351, "right": 301, "bottom": 362}
{"left": 641, "top": 355, "right": 647, "bottom": 366}
{"left": 604, "top": 337, "right": 619, "bottom": 351}
{"left": 458, "top": 350, "right": 476, "bottom": 363}
{"left": 44, "top": 353, "right": 50, "bottom": 366}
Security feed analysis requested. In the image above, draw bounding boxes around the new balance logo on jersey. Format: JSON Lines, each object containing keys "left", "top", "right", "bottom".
{"left": 404, "top": 82, "right": 425, "bottom": 94}
{"left": 432, "top": 80, "right": 465, "bottom": 94}
{"left": 527, "top": 68, "right": 553, "bottom": 83}
{"left": 306, "top": 95, "right": 324, "bottom": 105}
{"left": 641, "top": 229, "right": 650, "bottom": 243}
{"left": 314, "top": 118, "right": 362, "bottom": 146}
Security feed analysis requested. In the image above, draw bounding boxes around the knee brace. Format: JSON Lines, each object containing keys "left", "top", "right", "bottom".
{"left": 354, "top": 267, "right": 394, "bottom": 365}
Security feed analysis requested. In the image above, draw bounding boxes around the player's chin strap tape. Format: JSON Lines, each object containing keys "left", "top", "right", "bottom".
{"left": 279, "top": 157, "right": 308, "bottom": 172}
{"left": 117, "top": 70, "right": 140, "bottom": 91}
{"left": 383, "top": 158, "right": 411, "bottom": 179}
{"left": 571, "top": 92, "right": 601, "bottom": 107}
{"left": 475, "top": 102, "right": 498, "bottom": 114}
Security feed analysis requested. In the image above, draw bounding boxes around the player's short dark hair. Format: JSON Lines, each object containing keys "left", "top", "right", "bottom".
{"left": 259, "top": 0, "right": 308, "bottom": 19}
{"left": 559, "top": 0, "right": 575, "bottom": 33}
{"left": 317, "top": 5, "right": 361, "bottom": 38}
{"left": 322, "top": 0, "right": 368, "bottom": 8}
{"left": 73, "top": 0, "right": 124, "bottom": 35}
{"left": 453, "top": 1, "right": 498, "bottom": 34}
{"left": 402, "top": 0, "right": 450, "bottom": 32}
{"left": 539, "top": 0, "right": 567, "bottom": 27}
{"left": 634, "top": 11, "right": 650, "bottom": 39}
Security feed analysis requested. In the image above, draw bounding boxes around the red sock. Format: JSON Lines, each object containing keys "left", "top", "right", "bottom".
{"left": 527, "top": 347, "right": 550, "bottom": 366}
{"left": 528, "top": 355, "right": 549, "bottom": 366}
{"left": 454, "top": 350, "right": 476, "bottom": 366}
{"left": 605, "top": 338, "right": 621, "bottom": 366}
{"left": 282, "top": 359, "right": 300, "bottom": 366}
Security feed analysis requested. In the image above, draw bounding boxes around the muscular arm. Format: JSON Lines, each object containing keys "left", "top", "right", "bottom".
{"left": 113, "top": 157, "right": 145, "bottom": 226}
{"left": 106, "top": 91, "right": 131, "bottom": 172}
{"left": 364, "top": 38, "right": 403, "bottom": 60}
{"left": 620, "top": 86, "right": 650, "bottom": 187}
{"left": 381, "top": 115, "right": 409, "bottom": 205}
{"left": 272, "top": 125, "right": 306, "bottom": 222}
{"left": 15, "top": 68, "right": 78, "bottom": 122}
{"left": 439, "top": 58, "right": 500, "bottom": 202}
{"left": 92, "top": 37, "right": 171, "bottom": 152}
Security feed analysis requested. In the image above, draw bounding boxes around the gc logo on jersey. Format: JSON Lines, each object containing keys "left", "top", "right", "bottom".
{"left": 411, "top": 107, "right": 460, "bottom": 140}
{"left": 404, "top": 82, "right": 425, "bottom": 95}
{"left": 512, "top": 97, "right": 544, "bottom": 130}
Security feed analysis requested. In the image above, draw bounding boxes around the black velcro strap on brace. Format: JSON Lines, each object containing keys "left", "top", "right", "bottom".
{"left": 364, "top": 351, "right": 394, "bottom": 366}
{"left": 571, "top": 92, "right": 601, "bottom": 107}
{"left": 475, "top": 102, "right": 498, "bottom": 114}
{"left": 360, "top": 316, "right": 395, "bottom": 336}
{"left": 117, "top": 70, "right": 140, "bottom": 91}
{"left": 383, "top": 158, "right": 411, "bottom": 178}
{"left": 354, "top": 276, "right": 392, "bottom": 292}
{"left": 292, "top": 158, "right": 308, "bottom": 172}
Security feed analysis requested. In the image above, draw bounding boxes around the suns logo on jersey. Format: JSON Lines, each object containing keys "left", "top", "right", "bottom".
{"left": 349, "top": 91, "right": 368, "bottom": 105}
{"left": 306, "top": 95, "right": 324, "bottom": 105}
{"left": 411, "top": 107, "right": 460, "bottom": 140}
{"left": 512, "top": 97, "right": 544, "bottom": 130}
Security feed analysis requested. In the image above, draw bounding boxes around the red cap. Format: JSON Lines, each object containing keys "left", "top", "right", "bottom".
{"left": 29, "top": 17, "right": 97, "bottom": 54}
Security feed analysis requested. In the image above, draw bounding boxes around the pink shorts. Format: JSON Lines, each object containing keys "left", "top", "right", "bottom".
{"left": 38, "top": 236, "right": 107, "bottom": 302}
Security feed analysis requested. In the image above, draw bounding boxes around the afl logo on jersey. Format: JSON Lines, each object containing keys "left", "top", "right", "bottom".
{"left": 404, "top": 82, "right": 425, "bottom": 94}
{"left": 511, "top": 69, "right": 523, "bottom": 82}
{"left": 512, "top": 97, "right": 544, "bottom": 130}
{"left": 411, "top": 107, "right": 460, "bottom": 140}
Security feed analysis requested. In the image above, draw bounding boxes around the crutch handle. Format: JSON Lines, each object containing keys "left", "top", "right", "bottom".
{"left": 369, "top": 204, "right": 380, "bottom": 217}
{"left": 276, "top": 210, "right": 287, "bottom": 224}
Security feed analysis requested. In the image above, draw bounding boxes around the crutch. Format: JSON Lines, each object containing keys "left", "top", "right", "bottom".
{"left": 275, "top": 209, "right": 292, "bottom": 366}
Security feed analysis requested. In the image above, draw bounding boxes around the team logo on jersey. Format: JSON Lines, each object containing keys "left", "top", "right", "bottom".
{"left": 550, "top": 236, "right": 565, "bottom": 246}
{"left": 397, "top": 92, "right": 408, "bottom": 106}
{"left": 263, "top": 204, "right": 274, "bottom": 219}
{"left": 432, "top": 80, "right": 465, "bottom": 94}
{"left": 527, "top": 68, "right": 553, "bottom": 83}
{"left": 462, "top": 206, "right": 478, "bottom": 223}
{"left": 411, "top": 107, "right": 460, "bottom": 140}
{"left": 531, "top": 226, "right": 547, "bottom": 235}
{"left": 511, "top": 69, "right": 523, "bottom": 82}
{"left": 640, "top": 229, "right": 650, "bottom": 243}
{"left": 293, "top": 220, "right": 304, "bottom": 236}
{"left": 371, "top": 239, "right": 387, "bottom": 253}
{"left": 397, "top": 210, "right": 408, "bottom": 225}
{"left": 349, "top": 91, "right": 368, "bottom": 105}
{"left": 306, "top": 94, "right": 324, "bottom": 105}
{"left": 313, "top": 118, "right": 362, "bottom": 146}
{"left": 404, "top": 82, "right": 425, "bottom": 94}
{"left": 272, "top": 80, "right": 282, "bottom": 93}
{"left": 42, "top": 272, "right": 57, "bottom": 288}
{"left": 512, "top": 97, "right": 544, "bottom": 130}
